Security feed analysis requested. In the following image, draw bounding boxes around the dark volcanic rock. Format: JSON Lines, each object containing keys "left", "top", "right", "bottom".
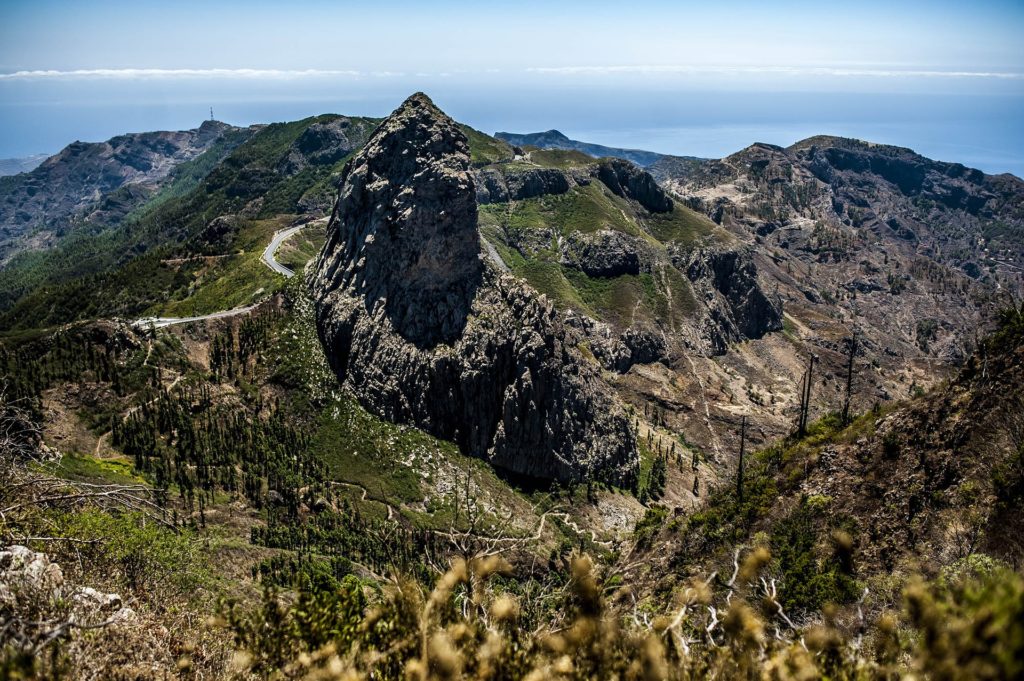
{"left": 474, "top": 167, "right": 571, "bottom": 204}
{"left": 593, "top": 159, "right": 673, "bottom": 213}
{"left": 312, "top": 93, "right": 638, "bottom": 484}
{"left": 592, "top": 326, "right": 668, "bottom": 373}
{"left": 199, "top": 215, "right": 241, "bottom": 251}
{"left": 559, "top": 229, "right": 654, "bottom": 277}
{"left": 277, "top": 118, "right": 360, "bottom": 176}
{"left": 564, "top": 313, "right": 668, "bottom": 373}
{"left": 679, "top": 247, "right": 784, "bottom": 348}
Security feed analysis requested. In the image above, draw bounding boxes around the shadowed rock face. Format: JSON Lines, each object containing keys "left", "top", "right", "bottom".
{"left": 560, "top": 230, "right": 655, "bottom": 278}
{"left": 594, "top": 159, "right": 673, "bottom": 213}
{"left": 277, "top": 118, "right": 363, "bottom": 176}
{"left": 312, "top": 93, "right": 638, "bottom": 484}
{"left": 682, "top": 247, "right": 784, "bottom": 344}
{"left": 474, "top": 167, "right": 571, "bottom": 204}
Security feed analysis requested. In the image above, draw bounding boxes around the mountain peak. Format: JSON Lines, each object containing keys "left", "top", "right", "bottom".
{"left": 316, "top": 91, "right": 479, "bottom": 347}
{"left": 786, "top": 134, "right": 917, "bottom": 157}
{"left": 395, "top": 91, "right": 442, "bottom": 117}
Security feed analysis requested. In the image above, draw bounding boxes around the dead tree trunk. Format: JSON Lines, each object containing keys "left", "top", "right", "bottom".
{"left": 737, "top": 415, "right": 746, "bottom": 504}
{"left": 797, "top": 354, "right": 816, "bottom": 437}
{"left": 842, "top": 331, "right": 858, "bottom": 425}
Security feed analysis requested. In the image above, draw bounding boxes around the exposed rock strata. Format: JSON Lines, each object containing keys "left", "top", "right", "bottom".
{"left": 559, "top": 229, "right": 655, "bottom": 278}
{"left": 593, "top": 159, "right": 674, "bottom": 213}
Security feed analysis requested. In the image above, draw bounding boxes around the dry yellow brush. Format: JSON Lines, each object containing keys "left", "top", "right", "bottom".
{"left": 222, "top": 548, "right": 1023, "bottom": 681}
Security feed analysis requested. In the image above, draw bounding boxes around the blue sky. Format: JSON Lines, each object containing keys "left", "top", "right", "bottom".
{"left": 1, "top": 0, "right": 1023, "bottom": 173}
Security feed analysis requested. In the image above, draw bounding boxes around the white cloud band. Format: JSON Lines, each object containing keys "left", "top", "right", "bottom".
{"left": 0, "top": 68, "right": 373, "bottom": 81}
{"left": 1, "top": 65, "right": 1020, "bottom": 81}
{"left": 526, "top": 65, "right": 1024, "bottom": 79}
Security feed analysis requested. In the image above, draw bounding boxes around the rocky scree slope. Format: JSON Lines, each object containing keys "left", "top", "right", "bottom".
{"left": 312, "top": 93, "right": 638, "bottom": 484}
{"left": 628, "top": 307, "right": 1024, "bottom": 597}
{"left": 619, "top": 136, "right": 1024, "bottom": 463}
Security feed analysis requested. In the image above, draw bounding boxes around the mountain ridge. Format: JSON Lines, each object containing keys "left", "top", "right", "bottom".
{"left": 494, "top": 128, "right": 678, "bottom": 167}
{"left": 3, "top": 91, "right": 1023, "bottom": 679}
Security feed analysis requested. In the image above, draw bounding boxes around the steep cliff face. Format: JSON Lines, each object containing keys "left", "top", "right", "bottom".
{"left": 312, "top": 93, "right": 638, "bottom": 484}
{"left": 679, "top": 247, "right": 784, "bottom": 349}
{"left": 594, "top": 159, "right": 673, "bottom": 213}
{"left": 474, "top": 167, "right": 571, "bottom": 204}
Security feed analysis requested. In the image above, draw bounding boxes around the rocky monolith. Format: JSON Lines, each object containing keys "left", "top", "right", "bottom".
{"left": 312, "top": 93, "right": 638, "bottom": 484}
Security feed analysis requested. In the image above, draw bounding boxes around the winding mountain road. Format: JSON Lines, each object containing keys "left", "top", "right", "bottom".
{"left": 132, "top": 305, "right": 259, "bottom": 330}
{"left": 261, "top": 224, "right": 307, "bottom": 277}
{"left": 133, "top": 221, "right": 316, "bottom": 329}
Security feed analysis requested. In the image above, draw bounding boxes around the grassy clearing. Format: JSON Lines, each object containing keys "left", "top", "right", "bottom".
{"left": 528, "top": 148, "right": 594, "bottom": 168}
{"left": 482, "top": 184, "right": 641, "bottom": 240}
{"left": 310, "top": 398, "right": 432, "bottom": 505}
{"left": 44, "top": 454, "right": 147, "bottom": 486}
{"left": 514, "top": 260, "right": 593, "bottom": 314}
{"left": 460, "top": 125, "right": 515, "bottom": 166}
{"left": 549, "top": 184, "right": 639, "bottom": 236}
{"left": 646, "top": 202, "right": 722, "bottom": 246}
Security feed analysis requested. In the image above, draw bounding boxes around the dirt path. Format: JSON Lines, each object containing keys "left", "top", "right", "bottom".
{"left": 331, "top": 481, "right": 394, "bottom": 521}
{"left": 683, "top": 354, "right": 724, "bottom": 463}
{"left": 328, "top": 478, "right": 611, "bottom": 547}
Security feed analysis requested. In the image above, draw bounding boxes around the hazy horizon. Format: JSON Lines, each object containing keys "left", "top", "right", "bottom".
{"left": 2, "top": 0, "right": 1023, "bottom": 175}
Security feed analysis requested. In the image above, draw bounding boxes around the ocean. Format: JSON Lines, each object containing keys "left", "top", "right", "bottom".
{"left": 0, "top": 80, "right": 1021, "bottom": 177}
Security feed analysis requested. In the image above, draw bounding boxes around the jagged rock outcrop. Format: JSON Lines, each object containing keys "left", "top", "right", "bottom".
{"left": 677, "top": 247, "right": 784, "bottom": 351}
{"left": 593, "top": 159, "right": 674, "bottom": 213}
{"left": 474, "top": 167, "right": 571, "bottom": 204}
{"left": 312, "top": 93, "right": 637, "bottom": 483}
{"left": 198, "top": 214, "right": 241, "bottom": 250}
{"left": 559, "top": 229, "right": 655, "bottom": 277}
{"left": 0, "top": 545, "right": 136, "bottom": 652}
{"left": 564, "top": 312, "right": 668, "bottom": 374}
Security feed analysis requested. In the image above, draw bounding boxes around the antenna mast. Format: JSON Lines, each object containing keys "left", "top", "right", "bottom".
{"left": 210, "top": 107, "right": 214, "bottom": 122}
